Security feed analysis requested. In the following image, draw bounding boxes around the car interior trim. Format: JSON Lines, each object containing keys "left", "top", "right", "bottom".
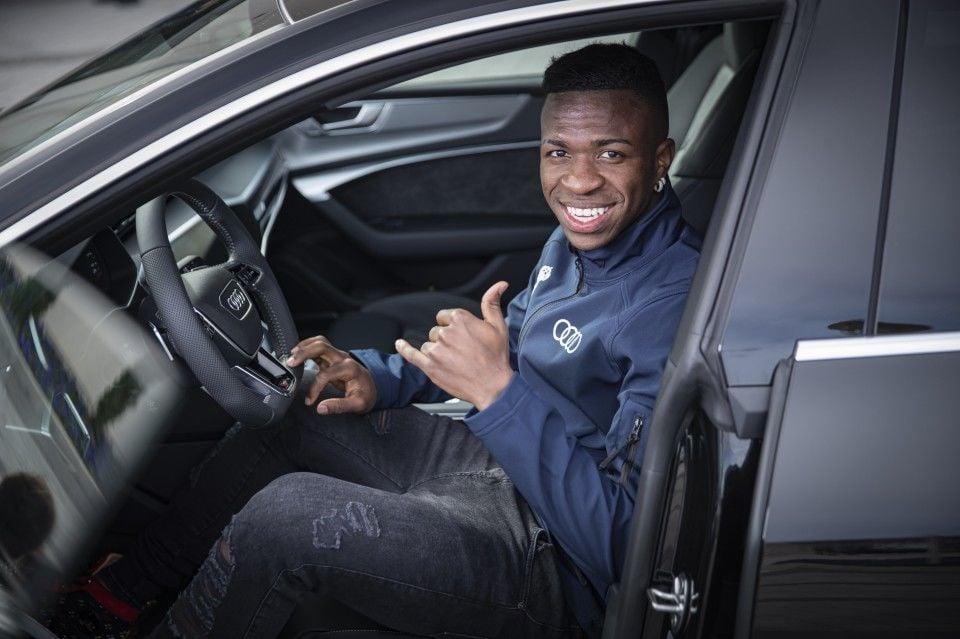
{"left": 260, "top": 172, "right": 289, "bottom": 254}
{"left": 168, "top": 144, "right": 286, "bottom": 249}
{"left": 149, "top": 322, "right": 177, "bottom": 362}
{"left": 734, "top": 358, "right": 793, "bottom": 639}
{"left": 276, "top": 0, "right": 295, "bottom": 25}
{"left": 0, "top": 0, "right": 653, "bottom": 248}
{"left": 284, "top": 94, "right": 534, "bottom": 173}
{"left": 292, "top": 139, "right": 541, "bottom": 202}
{"left": 166, "top": 165, "right": 284, "bottom": 245}
{"left": 229, "top": 140, "right": 286, "bottom": 211}
{"left": 794, "top": 331, "right": 960, "bottom": 362}
{"left": 168, "top": 210, "right": 204, "bottom": 245}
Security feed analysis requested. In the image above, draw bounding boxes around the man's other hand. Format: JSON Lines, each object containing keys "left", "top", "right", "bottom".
{"left": 396, "top": 281, "right": 514, "bottom": 411}
{"left": 286, "top": 336, "right": 376, "bottom": 415}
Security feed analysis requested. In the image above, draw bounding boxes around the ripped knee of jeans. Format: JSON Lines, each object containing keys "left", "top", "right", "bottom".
{"left": 165, "top": 519, "right": 237, "bottom": 638}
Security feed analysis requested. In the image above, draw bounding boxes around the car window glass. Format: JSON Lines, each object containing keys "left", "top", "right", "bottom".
{"left": 719, "top": 0, "right": 901, "bottom": 386}
{"left": 875, "top": 0, "right": 960, "bottom": 333}
{"left": 0, "top": 244, "right": 179, "bottom": 602}
{"left": 393, "top": 33, "right": 637, "bottom": 89}
{"left": 0, "top": 0, "right": 283, "bottom": 166}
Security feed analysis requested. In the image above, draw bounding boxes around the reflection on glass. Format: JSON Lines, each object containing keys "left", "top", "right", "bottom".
{"left": 827, "top": 319, "right": 932, "bottom": 336}
{"left": 0, "top": 244, "right": 180, "bottom": 618}
{"left": 0, "top": 473, "right": 55, "bottom": 562}
{"left": 0, "top": 0, "right": 284, "bottom": 164}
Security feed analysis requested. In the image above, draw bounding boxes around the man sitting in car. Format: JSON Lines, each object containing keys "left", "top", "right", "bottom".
{"left": 52, "top": 43, "right": 700, "bottom": 639}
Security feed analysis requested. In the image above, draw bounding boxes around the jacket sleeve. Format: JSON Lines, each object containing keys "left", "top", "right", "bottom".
{"left": 463, "top": 291, "right": 689, "bottom": 599}
{"left": 349, "top": 349, "right": 450, "bottom": 409}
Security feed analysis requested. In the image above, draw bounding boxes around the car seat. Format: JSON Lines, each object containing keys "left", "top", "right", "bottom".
{"left": 667, "top": 21, "right": 765, "bottom": 234}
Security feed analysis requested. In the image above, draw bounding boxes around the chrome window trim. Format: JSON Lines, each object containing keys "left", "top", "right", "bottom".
{"left": 276, "top": 0, "right": 295, "bottom": 25}
{"left": 0, "top": 0, "right": 648, "bottom": 248}
{"left": 794, "top": 331, "right": 960, "bottom": 362}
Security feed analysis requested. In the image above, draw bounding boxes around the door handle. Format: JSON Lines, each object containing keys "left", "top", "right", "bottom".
{"left": 318, "top": 103, "right": 384, "bottom": 133}
{"left": 647, "top": 572, "right": 699, "bottom": 634}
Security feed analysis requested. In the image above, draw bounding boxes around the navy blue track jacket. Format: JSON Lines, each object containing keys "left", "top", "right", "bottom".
{"left": 352, "top": 183, "right": 701, "bottom": 633}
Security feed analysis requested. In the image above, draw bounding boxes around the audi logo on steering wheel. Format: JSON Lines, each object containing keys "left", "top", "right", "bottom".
{"left": 553, "top": 319, "right": 583, "bottom": 354}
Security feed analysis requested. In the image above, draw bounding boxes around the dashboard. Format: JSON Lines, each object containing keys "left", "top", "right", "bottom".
{"left": 57, "top": 229, "right": 138, "bottom": 308}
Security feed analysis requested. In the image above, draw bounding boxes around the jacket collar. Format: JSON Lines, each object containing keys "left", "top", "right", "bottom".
{"left": 574, "top": 180, "right": 684, "bottom": 282}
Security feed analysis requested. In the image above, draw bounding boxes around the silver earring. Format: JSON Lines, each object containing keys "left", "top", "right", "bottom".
{"left": 654, "top": 177, "right": 665, "bottom": 193}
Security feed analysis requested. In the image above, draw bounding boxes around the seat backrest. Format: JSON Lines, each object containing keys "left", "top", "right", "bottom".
{"left": 668, "top": 22, "right": 766, "bottom": 234}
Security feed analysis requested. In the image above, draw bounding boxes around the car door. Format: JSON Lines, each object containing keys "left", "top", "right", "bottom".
{"left": 736, "top": 0, "right": 960, "bottom": 635}
{"left": 612, "top": 1, "right": 932, "bottom": 636}
{"left": 739, "top": 335, "right": 960, "bottom": 637}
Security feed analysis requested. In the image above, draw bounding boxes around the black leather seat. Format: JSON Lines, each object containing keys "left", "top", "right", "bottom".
{"left": 325, "top": 291, "right": 481, "bottom": 352}
{"left": 668, "top": 22, "right": 765, "bottom": 234}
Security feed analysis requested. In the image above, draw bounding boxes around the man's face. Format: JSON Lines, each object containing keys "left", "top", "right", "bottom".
{"left": 540, "top": 89, "right": 674, "bottom": 251}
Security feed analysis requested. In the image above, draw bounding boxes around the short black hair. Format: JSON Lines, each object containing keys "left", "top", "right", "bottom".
{"left": 0, "top": 472, "right": 55, "bottom": 559}
{"left": 542, "top": 43, "right": 669, "bottom": 140}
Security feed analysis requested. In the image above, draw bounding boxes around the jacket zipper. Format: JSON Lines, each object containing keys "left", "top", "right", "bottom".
{"left": 517, "top": 255, "right": 583, "bottom": 348}
{"left": 599, "top": 415, "right": 644, "bottom": 484}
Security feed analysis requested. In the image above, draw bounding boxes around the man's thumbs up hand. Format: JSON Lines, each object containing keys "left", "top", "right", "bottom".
{"left": 396, "top": 281, "right": 514, "bottom": 411}
{"left": 481, "top": 280, "right": 509, "bottom": 332}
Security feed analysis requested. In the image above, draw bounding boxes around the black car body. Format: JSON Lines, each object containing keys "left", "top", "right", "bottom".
{"left": 0, "top": 0, "right": 958, "bottom": 637}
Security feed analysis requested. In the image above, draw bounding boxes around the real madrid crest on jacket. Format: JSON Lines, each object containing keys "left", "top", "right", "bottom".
{"left": 353, "top": 181, "right": 700, "bottom": 635}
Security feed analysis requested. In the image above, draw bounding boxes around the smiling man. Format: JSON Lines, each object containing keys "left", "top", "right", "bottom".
{"left": 387, "top": 44, "right": 701, "bottom": 635}
{"left": 541, "top": 90, "right": 672, "bottom": 252}
{"left": 50, "top": 44, "right": 700, "bottom": 639}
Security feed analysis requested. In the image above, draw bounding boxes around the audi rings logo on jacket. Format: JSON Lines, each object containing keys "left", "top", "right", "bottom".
{"left": 553, "top": 319, "right": 583, "bottom": 354}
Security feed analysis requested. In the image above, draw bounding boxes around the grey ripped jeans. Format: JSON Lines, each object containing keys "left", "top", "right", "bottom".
{"left": 103, "top": 402, "right": 581, "bottom": 638}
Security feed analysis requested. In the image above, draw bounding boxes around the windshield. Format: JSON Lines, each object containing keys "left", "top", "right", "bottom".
{"left": 0, "top": 0, "right": 283, "bottom": 166}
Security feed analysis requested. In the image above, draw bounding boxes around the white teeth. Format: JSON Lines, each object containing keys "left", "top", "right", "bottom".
{"left": 567, "top": 206, "right": 608, "bottom": 219}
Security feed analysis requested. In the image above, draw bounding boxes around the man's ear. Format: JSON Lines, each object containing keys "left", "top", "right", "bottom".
{"left": 655, "top": 137, "right": 676, "bottom": 180}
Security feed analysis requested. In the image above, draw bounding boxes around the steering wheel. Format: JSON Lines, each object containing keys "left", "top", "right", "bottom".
{"left": 136, "top": 179, "right": 300, "bottom": 427}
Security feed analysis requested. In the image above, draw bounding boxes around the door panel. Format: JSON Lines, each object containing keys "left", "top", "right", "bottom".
{"left": 272, "top": 92, "right": 552, "bottom": 334}
{"left": 641, "top": 412, "right": 760, "bottom": 639}
{"left": 310, "top": 146, "right": 552, "bottom": 259}
{"left": 739, "top": 335, "right": 960, "bottom": 638}
{"left": 283, "top": 95, "right": 543, "bottom": 172}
